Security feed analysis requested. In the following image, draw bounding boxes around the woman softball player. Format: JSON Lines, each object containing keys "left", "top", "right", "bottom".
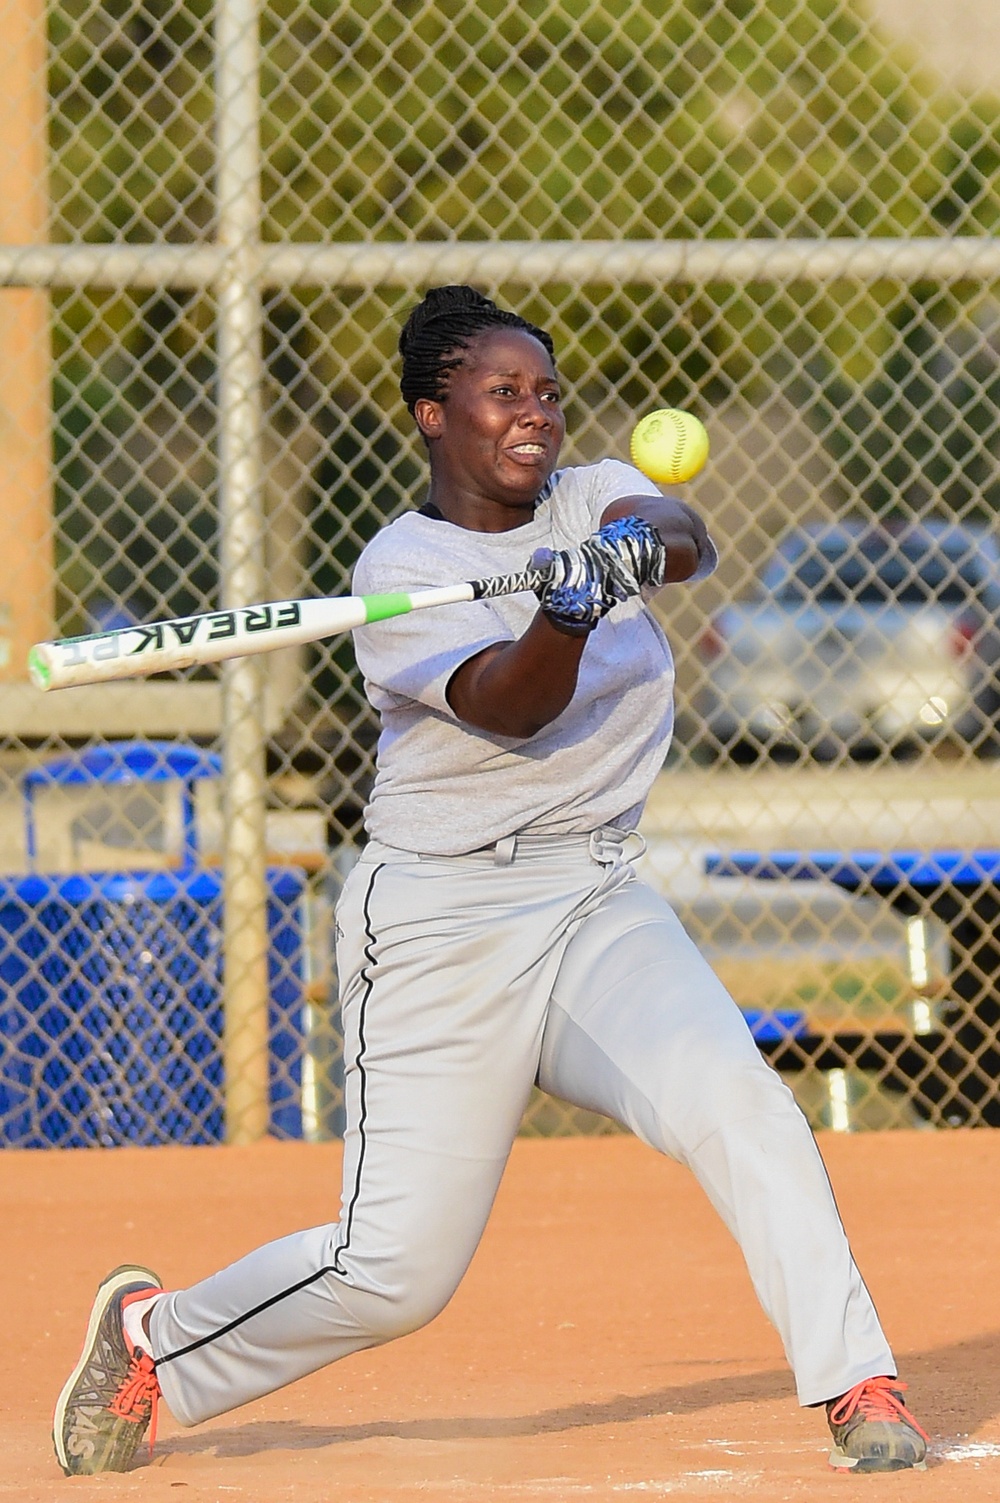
{"left": 54, "top": 285, "right": 928, "bottom": 1477}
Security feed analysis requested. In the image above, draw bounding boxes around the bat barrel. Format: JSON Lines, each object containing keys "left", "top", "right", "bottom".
{"left": 28, "top": 597, "right": 372, "bottom": 691}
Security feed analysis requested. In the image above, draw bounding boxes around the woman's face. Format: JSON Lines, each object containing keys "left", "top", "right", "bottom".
{"left": 415, "top": 326, "right": 565, "bottom": 530}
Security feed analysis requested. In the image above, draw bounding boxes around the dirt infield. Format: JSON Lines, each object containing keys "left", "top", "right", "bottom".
{"left": 5, "top": 1131, "right": 1000, "bottom": 1502}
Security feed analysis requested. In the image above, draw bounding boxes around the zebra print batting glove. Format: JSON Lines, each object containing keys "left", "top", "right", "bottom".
{"left": 529, "top": 543, "right": 620, "bottom": 633}
{"left": 530, "top": 517, "right": 664, "bottom": 633}
{"left": 586, "top": 515, "right": 667, "bottom": 596}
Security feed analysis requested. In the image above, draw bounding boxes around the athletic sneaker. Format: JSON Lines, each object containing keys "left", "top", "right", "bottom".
{"left": 827, "top": 1376, "right": 929, "bottom": 1472}
{"left": 53, "top": 1264, "right": 163, "bottom": 1476}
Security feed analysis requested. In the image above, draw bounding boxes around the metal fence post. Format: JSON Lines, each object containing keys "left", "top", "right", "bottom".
{"left": 0, "top": 0, "right": 52, "bottom": 681}
{"left": 216, "top": 0, "right": 268, "bottom": 1144}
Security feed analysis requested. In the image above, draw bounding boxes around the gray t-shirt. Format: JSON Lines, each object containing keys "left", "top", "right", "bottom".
{"left": 351, "top": 458, "right": 717, "bottom": 856}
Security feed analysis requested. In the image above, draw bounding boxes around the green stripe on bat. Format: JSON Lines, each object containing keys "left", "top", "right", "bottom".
{"left": 27, "top": 648, "right": 51, "bottom": 688}
{"left": 363, "top": 592, "right": 413, "bottom": 624}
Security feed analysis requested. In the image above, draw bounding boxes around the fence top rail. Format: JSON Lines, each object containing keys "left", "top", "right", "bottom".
{"left": 0, "top": 237, "right": 999, "bottom": 289}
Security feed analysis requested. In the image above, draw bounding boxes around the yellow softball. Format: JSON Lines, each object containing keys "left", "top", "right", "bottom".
{"left": 629, "top": 408, "right": 709, "bottom": 485}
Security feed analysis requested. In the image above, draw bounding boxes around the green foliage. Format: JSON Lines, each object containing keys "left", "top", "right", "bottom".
{"left": 931, "top": 105, "right": 1000, "bottom": 232}
{"left": 52, "top": 291, "right": 218, "bottom": 633}
{"left": 258, "top": 0, "right": 946, "bottom": 244}
{"left": 50, "top": 0, "right": 214, "bottom": 241}
{"left": 49, "top": 0, "right": 998, "bottom": 251}
{"left": 48, "top": 0, "right": 1000, "bottom": 409}
{"left": 794, "top": 290, "right": 1000, "bottom": 520}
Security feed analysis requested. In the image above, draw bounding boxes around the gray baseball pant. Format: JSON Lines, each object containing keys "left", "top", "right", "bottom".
{"left": 151, "top": 830, "right": 894, "bottom": 1426}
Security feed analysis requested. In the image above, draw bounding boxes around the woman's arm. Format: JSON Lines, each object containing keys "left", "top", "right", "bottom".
{"left": 600, "top": 492, "right": 707, "bottom": 582}
{"left": 446, "top": 611, "right": 588, "bottom": 739}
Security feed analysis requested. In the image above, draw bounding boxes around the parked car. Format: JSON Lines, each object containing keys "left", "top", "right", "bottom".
{"left": 692, "top": 520, "right": 1000, "bottom": 760}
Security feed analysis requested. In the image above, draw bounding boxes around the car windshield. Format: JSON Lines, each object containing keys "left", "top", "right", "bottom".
{"left": 765, "top": 537, "right": 987, "bottom": 606}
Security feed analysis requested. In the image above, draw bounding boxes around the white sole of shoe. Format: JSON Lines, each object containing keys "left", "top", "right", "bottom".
{"left": 829, "top": 1444, "right": 927, "bottom": 1473}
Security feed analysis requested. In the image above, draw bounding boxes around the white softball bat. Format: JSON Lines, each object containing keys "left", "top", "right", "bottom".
{"left": 28, "top": 565, "right": 548, "bottom": 692}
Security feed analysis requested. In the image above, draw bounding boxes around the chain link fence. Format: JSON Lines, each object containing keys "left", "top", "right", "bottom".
{"left": 3, "top": 0, "right": 1000, "bottom": 1143}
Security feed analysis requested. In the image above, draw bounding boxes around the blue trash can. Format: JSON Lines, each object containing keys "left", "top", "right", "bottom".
{"left": 0, "top": 741, "right": 308, "bottom": 1146}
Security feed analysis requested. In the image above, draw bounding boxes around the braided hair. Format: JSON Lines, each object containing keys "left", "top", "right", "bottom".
{"left": 399, "top": 285, "right": 556, "bottom": 416}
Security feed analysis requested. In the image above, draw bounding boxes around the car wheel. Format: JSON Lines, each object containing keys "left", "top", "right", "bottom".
{"left": 810, "top": 734, "right": 843, "bottom": 764}
{"left": 973, "top": 684, "right": 1000, "bottom": 758}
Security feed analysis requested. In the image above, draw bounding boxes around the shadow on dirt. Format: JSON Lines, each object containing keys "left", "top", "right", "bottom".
{"left": 156, "top": 1366, "right": 794, "bottom": 1459}
{"left": 154, "top": 1331, "right": 1000, "bottom": 1462}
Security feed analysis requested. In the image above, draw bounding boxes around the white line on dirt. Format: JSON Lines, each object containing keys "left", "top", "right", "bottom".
{"left": 938, "top": 1441, "right": 1000, "bottom": 1461}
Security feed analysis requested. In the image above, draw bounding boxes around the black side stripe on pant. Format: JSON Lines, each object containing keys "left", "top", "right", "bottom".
{"left": 156, "top": 861, "right": 384, "bottom": 1370}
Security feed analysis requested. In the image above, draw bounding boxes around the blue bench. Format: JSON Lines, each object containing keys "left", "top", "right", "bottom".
{"left": 705, "top": 847, "right": 1000, "bottom": 1126}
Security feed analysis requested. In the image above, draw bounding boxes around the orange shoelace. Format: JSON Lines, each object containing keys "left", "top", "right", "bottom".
{"left": 109, "top": 1349, "right": 161, "bottom": 1452}
{"left": 828, "top": 1376, "right": 929, "bottom": 1441}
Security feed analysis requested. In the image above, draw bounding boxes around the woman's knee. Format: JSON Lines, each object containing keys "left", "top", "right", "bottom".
{"left": 694, "top": 1046, "right": 798, "bottom": 1126}
{"left": 642, "top": 1045, "right": 800, "bottom": 1159}
{"left": 322, "top": 1260, "right": 459, "bottom": 1343}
